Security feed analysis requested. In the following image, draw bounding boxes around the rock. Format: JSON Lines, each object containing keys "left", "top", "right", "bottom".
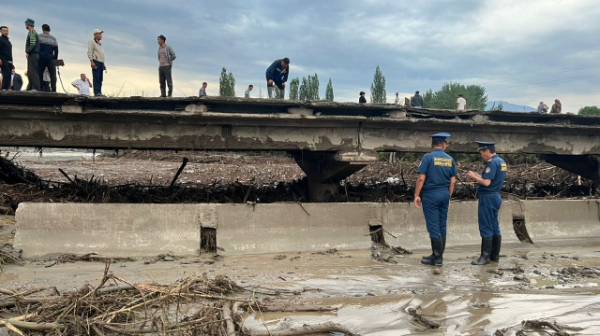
{"left": 433, "top": 269, "right": 441, "bottom": 275}
{"left": 551, "top": 271, "right": 559, "bottom": 276}
{"left": 533, "top": 270, "right": 542, "bottom": 275}
{"left": 163, "top": 256, "right": 174, "bottom": 262}
{"left": 514, "top": 275, "right": 524, "bottom": 281}
{"left": 545, "top": 286, "right": 555, "bottom": 289}
{"left": 521, "top": 254, "right": 529, "bottom": 260}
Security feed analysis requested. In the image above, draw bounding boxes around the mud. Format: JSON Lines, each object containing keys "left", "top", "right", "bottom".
{"left": 1, "top": 223, "right": 599, "bottom": 335}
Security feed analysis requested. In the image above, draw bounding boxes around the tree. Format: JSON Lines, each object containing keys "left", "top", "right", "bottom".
{"left": 422, "top": 82, "right": 488, "bottom": 110}
{"left": 370, "top": 65, "right": 386, "bottom": 104}
{"left": 579, "top": 106, "right": 600, "bottom": 116}
{"left": 289, "top": 78, "right": 300, "bottom": 100}
{"left": 219, "top": 67, "right": 236, "bottom": 97}
{"left": 299, "top": 77, "right": 309, "bottom": 101}
{"left": 488, "top": 101, "right": 504, "bottom": 111}
{"left": 325, "top": 78, "right": 334, "bottom": 102}
{"left": 298, "top": 73, "right": 320, "bottom": 100}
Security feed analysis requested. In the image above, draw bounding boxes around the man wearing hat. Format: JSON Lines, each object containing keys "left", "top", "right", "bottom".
{"left": 467, "top": 141, "right": 507, "bottom": 265}
{"left": 24, "top": 18, "right": 41, "bottom": 91}
{"left": 414, "top": 133, "right": 457, "bottom": 266}
{"left": 87, "top": 29, "right": 106, "bottom": 96}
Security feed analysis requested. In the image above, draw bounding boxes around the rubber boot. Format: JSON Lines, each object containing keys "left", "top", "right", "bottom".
{"left": 490, "top": 236, "right": 502, "bottom": 262}
{"left": 421, "top": 238, "right": 443, "bottom": 266}
{"left": 422, "top": 235, "right": 446, "bottom": 264}
{"left": 441, "top": 235, "right": 446, "bottom": 254}
{"left": 472, "top": 237, "right": 493, "bottom": 265}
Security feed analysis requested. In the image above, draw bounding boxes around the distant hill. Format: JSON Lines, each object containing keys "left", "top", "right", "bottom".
{"left": 487, "top": 101, "right": 536, "bottom": 112}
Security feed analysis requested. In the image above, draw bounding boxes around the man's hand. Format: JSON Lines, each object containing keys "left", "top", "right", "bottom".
{"left": 91, "top": 61, "right": 97, "bottom": 69}
{"left": 103, "top": 65, "right": 107, "bottom": 70}
{"left": 267, "top": 79, "right": 273, "bottom": 86}
{"left": 414, "top": 196, "right": 422, "bottom": 209}
{"left": 282, "top": 82, "right": 286, "bottom": 88}
{"left": 26, "top": 54, "right": 29, "bottom": 60}
{"left": 467, "top": 171, "right": 479, "bottom": 180}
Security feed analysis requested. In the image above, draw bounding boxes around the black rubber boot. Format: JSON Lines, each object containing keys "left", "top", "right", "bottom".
{"left": 421, "top": 238, "right": 443, "bottom": 266}
{"left": 490, "top": 235, "right": 502, "bottom": 262}
{"left": 472, "top": 238, "right": 493, "bottom": 265}
{"left": 421, "top": 235, "right": 445, "bottom": 264}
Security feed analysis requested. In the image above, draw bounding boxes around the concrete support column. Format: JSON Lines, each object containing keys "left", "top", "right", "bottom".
{"left": 291, "top": 151, "right": 378, "bottom": 202}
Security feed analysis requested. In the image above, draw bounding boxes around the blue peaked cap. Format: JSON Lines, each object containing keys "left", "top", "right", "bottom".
{"left": 431, "top": 132, "right": 451, "bottom": 142}
{"left": 476, "top": 141, "right": 496, "bottom": 151}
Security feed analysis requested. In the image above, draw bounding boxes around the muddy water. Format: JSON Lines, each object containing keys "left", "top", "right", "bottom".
{"left": 0, "top": 233, "right": 599, "bottom": 335}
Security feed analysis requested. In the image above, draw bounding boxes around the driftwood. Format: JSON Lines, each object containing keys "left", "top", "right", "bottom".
{"left": 45, "top": 253, "right": 135, "bottom": 268}
{"left": 255, "top": 302, "right": 336, "bottom": 312}
{"left": 406, "top": 306, "right": 440, "bottom": 329}
{"left": 250, "top": 322, "right": 359, "bottom": 336}
{"left": 522, "top": 319, "right": 583, "bottom": 336}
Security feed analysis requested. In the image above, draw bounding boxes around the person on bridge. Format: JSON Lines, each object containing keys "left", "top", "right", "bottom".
{"left": 411, "top": 91, "right": 424, "bottom": 108}
{"left": 266, "top": 58, "right": 289, "bottom": 99}
{"left": 550, "top": 99, "right": 562, "bottom": 114}
{"left": 38, "top": 24, "right": 58, "bottom": 92}
{"left": 157, "top": 34, "right": 176, "bottom": 98}
{"left": 456, "top": 94, "right": 467, "bottom": 110}
{"left": 88, "top": 29, "right": 106, "bottom": 96}
{"left": 467, "top": 141, "right": 507, "bottom": 265}
{"left": 199, "top": 82, "right": 208, "bottom": 97}
{"left": 537, "top": 101, "right": 548, "bottom": 113}
{"left": 25, "top": 18, "right": 41, "bottom": 91}
{"left": 0, "top": 26, "right": 13, "bottom": 91}
{"left": 245, "top": 84, "right": 253, "bottom": 98}
{"left": 414, "top": 133, "right": 457, "bottom": 267}
{"left": 359, "top": 91, "right": 367, "bottom": 103}
{"left": 72, "top": 73, "right": 92, "bottom": 96}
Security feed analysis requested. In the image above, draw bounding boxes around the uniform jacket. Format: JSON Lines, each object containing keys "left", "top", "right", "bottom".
{"left": 477, "top": 155, "right": 507, "bottom": 194}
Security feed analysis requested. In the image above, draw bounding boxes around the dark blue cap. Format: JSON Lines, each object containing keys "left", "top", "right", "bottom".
{"left": 476, "top": 141, "right": 496, "bottom": 151}
{"left": 431, "top": 132, "right": 451, "bottom": 142}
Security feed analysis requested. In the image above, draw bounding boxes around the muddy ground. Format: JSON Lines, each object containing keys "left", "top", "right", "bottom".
{"left": 0, "top": 213, "right": 599, "bottom": 335}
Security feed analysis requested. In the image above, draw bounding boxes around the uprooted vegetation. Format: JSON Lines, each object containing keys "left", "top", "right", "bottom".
{"left": 0, "top": 152, "right": 595, "bottom": 209}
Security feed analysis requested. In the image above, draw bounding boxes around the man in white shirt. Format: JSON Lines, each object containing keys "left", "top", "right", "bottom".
{"left": 71, "top": 73, "right": 92, "bottom": 96}
{"left": 456, "top": 94, "right": 467, "bottom": 110}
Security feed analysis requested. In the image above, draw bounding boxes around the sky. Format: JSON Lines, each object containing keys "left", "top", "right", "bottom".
{"left": 1, "top": 0, "right": 599, "bottom": 113}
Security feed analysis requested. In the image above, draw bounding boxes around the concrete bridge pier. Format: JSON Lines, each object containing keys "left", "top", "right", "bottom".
{"left": 291, "top": 151, "right": 379, "bottom": 202}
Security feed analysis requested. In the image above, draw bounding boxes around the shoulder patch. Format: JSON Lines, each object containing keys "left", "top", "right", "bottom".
{"left": 485, "top": 167, "right": 491, "bottom": 174}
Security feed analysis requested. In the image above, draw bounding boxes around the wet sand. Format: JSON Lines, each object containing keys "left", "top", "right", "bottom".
{"left": 1, "top": 228, "right": 599, "bottom": 335}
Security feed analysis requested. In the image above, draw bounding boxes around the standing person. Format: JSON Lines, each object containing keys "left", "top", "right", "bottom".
{"left": 11, "top": 67, "right": 23, "bottom": 91}
{"left": 467, "top": 141, "right": 507, "bottom": 265}
{"left": 87, "top": 29, "right": 106, "bottom": 96}
{"left": 38, "top": 24, "right": 58, "bottom": 92}
{"left": 537, "top": 101, "right": 548, "bottom": 113}
{"left": 456, "top": 94, "right": 467, "bottom": 110}
{"left": 157, "top": 34, "right": 176, "bottom": 97}
{"left": 414, "top": 133, "right": 457, "bottom": 266}
{"left": 0, "top": 26, "right": 12, "bottom": 91}
{"left": 24, "top": 18, "right": 41, "bottom": 91}
{"left": 245, "top": 84, "right": 253, "bottom": 98}
{"left": 265, "top": 57, "right": 289, "bottom": 99}
{"left": 71, "top": 73, "right": 92, "bottom": 96}
{"left": 198, "top": 82, "right": 207, "bottom": 97}
{"left": 550, "top": 99, "right": 562, "bottom": 114}
{"left": 411, "top": 90, "right": 424, "bottom": 108}
{"left": 404, "top": 97, "right": 410, "bottom": 107}
{"left": 359, "top": 91, "right": 367, "bottom": 103}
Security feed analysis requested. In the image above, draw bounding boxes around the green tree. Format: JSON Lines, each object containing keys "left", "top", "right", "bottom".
{"left": 299, "top": 77, "right": 309, "bottom": 101}
{"left": 310, "top": 73, "right": 320, "bottom": 100}
{"left": 227, "top": 72, "right": 236, "bottom": 97}
{"left": 488, "top": 101, "right": 504, "bottom": 111}
{"left": 219, "top": 67, "right": 236, "bottom": 97}
{"left": 422, "top": 82, "right": 488, "bottom": 110}
{"left": 289, "top": 78, "right": 300, "bottom": 100}
{"left": 370, "top": 65, "right": 386, "bottom": 104}
{"left": 579, "top": 106, "right": 600, "bottom": 116}
{"left": 325, "top": 78, "right": 334, "bottom": 102}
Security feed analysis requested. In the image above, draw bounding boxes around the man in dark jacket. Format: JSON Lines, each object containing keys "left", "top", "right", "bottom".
{"left": 38, "top": 24, "right": 58, "bottom": 92}
{"left": 11, "top": 67, "right": 23, "bottom": 91}
{"left": 359, "top": 91, "right": 367, "bottom": 103}
{"left": 411, "top": 91, "right": 424, "bottom": 108}
{"left": 265, "top": 58, "right": 289, "bottom": 99}
{"left": 0, "top": 26, "right": 13, "bottom": 91}
{"left": 24, "top": 18, "right": 41, "bottom": 91}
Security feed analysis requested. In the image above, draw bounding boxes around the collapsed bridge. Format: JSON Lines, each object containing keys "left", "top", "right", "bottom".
{"left": 1, "top": 92, "right": 599, "bottom": 200}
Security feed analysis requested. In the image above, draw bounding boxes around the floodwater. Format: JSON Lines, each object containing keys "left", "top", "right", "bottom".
{"left": 1, "top": 229, "right": 599, "bottom": 335}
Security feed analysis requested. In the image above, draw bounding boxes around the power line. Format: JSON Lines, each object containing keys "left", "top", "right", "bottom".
{"left": 479, "top": 64, "right": 600, "bottom": 86}
{"left": 488, "top": 71, "right": 600, "bottom": 95}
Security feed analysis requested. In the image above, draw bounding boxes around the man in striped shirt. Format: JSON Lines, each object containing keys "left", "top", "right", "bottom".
{"left": 24, "top": 18, "right": 40, "bottom": 91}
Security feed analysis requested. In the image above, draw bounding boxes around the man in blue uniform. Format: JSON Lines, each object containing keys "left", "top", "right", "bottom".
{"left": 266, "top": 58, "right": 289, "bottom": 99}
{"left": 414, "top": 133, "right": 457, "bottom": 266}
{"left": 467, "top": 141, "right": 508, "bottom": 265}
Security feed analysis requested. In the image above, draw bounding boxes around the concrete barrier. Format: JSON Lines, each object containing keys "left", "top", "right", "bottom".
{"left": 520, "top": 200, "right": 600, "bottom": 241}
{"left": 14, "top": 203, "right": 201, "bottom": 258}
{"left": 376, "top": 201, "right": 516, "bottom": 250}
{"left": 13, "top": 200, "right": 600, "bottom": 258}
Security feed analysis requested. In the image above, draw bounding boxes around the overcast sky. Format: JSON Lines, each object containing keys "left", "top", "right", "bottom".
{"left": 1, "top": 0, "right": 599, "bottom": 112}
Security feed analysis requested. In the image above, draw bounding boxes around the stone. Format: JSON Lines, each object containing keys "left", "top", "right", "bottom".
{"left": 163, "top": 256, "right": 174, "bottom": 262}
{"left": 514, "top": 275, "right": 524, "bottom": 281}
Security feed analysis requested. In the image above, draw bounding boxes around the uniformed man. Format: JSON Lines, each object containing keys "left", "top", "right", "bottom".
{"left": 467, "top": 141, "right": 508, "bottom": 265}
{"left": 414, "top": 133, "right": 457, "bottom": 266}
